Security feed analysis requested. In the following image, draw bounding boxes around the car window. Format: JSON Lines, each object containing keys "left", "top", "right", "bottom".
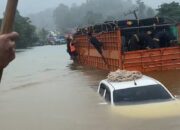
{"left": 113, "top": 84, "right": 172, "bottom": 105}
{"left": 99, "top": 83, "right": 106, "bottom": 97}
{"left": 99, "top": 83, "right": 111, "bottom": 103}
{"left": 105, "top": 89, "right": 111, "bottom": 103}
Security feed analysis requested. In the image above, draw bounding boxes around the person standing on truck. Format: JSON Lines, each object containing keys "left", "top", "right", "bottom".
{"left": 122, "top": 36, "right": 127, "bottom": 52}
{"left": 153, "top": 30, "right": 173, "bottom": 48}
{"left": 128, "top": 32, "right": 156, "bottom": 51}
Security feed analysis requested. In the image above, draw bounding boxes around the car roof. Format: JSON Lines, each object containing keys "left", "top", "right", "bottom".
{"left": 101, "top": 75, "right": 161, "bottom": 90}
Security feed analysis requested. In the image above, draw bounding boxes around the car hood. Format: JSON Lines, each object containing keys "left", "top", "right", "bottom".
{"left": 111, "top": 99, "right": 180, "bottom": 119}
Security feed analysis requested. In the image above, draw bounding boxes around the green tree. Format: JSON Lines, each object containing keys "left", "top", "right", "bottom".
{"left": 157, "top": 2, "right": 180, "bottom": 22}
{"left": 0, "top": 11, "right": 38, "bottom": 49}
{"left": 53, "top": 4, "right": 70, "bottom": 33}
{"left": 14, "top": 11, "right": 38, "bottom": 48}
{"left": 146, "top": 7, "right": 155, "bottom": 17}
{"left": 53, "top": 0, "right": 155, "bottom": 31}
{"left": 83, "top": 11, "right": 103, "bottom": 25}
{"left": 37, "top": 28, "right": 48, "bottom": 45}
{"left": 136, "top": 0, "right": 146, "bottom": 18}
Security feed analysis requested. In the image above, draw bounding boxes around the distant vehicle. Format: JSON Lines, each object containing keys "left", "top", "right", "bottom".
{"left": 47, "top": 36, "right": 56, "bottom": 45}
{"left": 98, "top": 75, "right": 175, "bottom": 105}
{"left": 53, "top": 36, "right": 66, "bottom": 45}
{"left": 59, "top": 36, "right": 67, "bottom": 44}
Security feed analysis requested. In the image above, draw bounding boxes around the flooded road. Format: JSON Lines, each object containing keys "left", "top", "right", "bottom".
{"left": 0, "top": 45, "right": 180, "bottom": 130}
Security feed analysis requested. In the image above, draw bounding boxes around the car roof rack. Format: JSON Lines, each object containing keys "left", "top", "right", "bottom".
{"left": 107, "top": 70, "right": 143, "bottom": 82}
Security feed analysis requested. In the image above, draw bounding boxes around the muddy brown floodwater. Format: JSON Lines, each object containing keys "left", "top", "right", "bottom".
{"left": 0, "top": 45, "right": 180, "bottom": 130}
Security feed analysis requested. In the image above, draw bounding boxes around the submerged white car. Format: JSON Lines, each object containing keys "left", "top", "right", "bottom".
{"left": 98, "top": 75, "right": 175, "bottom": 105}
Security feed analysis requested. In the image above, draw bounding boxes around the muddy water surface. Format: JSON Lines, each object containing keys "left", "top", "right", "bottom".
{"left": 0, "top": 45, "right": 180, "bottom": 130}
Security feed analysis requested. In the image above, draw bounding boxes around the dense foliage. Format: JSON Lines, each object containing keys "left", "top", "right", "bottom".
{"left": 53, "top": 0, "right": 155, "bottom": 33}
{"left": 37, "top": 28, "right": 49, "bottom": 45}
{"left": 157, "top": 2, "right": 180, "bottom": 22}
{"left": 0, "top": 11, "right": 39, "bottom": 49}
{"left": 14, "top": 11, "right": 38, "bottom": 48}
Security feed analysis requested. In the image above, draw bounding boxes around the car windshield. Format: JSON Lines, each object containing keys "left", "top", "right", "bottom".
{"left": 113, "top": 84, "right": 172, "bottom": 105}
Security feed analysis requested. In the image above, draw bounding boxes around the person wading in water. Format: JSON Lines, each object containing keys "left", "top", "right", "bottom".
{"left": 66, "top": 35, "right": 78, "bottom": 60}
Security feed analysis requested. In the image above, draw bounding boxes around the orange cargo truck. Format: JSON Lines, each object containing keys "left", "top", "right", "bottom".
{"left": 73, "top": 17, "right": 180, "bottom": 72}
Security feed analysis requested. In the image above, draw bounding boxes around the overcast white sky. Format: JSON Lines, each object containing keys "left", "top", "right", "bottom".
{"left": 0, "top": 0, "right": 86, "bottom": 17}
{"left": 0, "top": 0, "right": 180, "bottom": 17}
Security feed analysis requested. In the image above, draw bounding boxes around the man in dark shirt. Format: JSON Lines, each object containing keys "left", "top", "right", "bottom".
{"left": 128, "top": 32, "right": 157, "bottom": 51}
{"left": 153, "top": 30, "right": 171, "bottom": 48}
{"left": 87, "top": 32, "right": 110, "bottom": 68}
{"left": 66, "top": 36, "right": 72, "bottom": 56}
{"left": 87, "top": 32, "right": 103, "bottom": 54}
